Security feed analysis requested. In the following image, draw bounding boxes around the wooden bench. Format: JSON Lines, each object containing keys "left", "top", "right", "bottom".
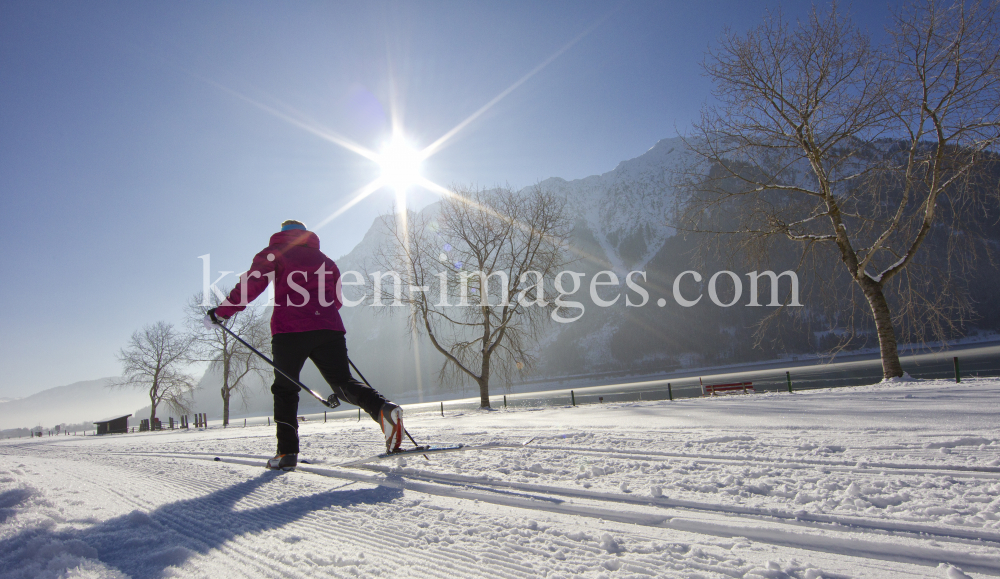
{"left": 704, "top": 381, "right": 754, "bottom": 396}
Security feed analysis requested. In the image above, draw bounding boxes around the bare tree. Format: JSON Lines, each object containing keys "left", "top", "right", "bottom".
{"left": 112, "top": 321, "right": 196, "bottom": 423}
{"left": 373, "top": 184, "right": 572, "bottom": 408}
{"left": 186, "top": 293, "right": 272, "bottom": 427}
{"left": 679, "top": 1, "right": 1000, "bottom": 378}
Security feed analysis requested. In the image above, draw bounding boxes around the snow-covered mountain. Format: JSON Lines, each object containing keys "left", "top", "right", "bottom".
{"left": 539, "top": 137, "right": 689, "bottom": 276}
{"left": 313, "top": 137, "right": 713, "bottom": 399}
{"left": 0, "top": 378, "right": 149, "bottom": 432}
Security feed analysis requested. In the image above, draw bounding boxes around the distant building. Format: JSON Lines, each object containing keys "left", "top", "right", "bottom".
{"left": 94, "top": 414, "right": 131, "bottom": 435}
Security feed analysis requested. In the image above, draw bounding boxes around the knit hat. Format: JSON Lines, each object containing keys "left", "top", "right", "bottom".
{"left": 280, "top": 220, "right": 307, "bottom": 232}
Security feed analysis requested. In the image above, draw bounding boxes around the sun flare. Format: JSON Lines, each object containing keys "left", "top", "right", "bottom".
{"left": 378, "top": 134, "right": 423, "bottom": 193}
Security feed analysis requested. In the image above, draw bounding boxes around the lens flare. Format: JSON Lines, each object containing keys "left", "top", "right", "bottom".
{"left": 379, "top": 134, "right": 423, "bottom": 193}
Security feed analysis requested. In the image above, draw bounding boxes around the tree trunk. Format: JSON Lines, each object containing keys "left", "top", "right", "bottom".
{"left": 221, "top": 358, "right": 230, "bottom": 426}
{"left": 478, "top": 378, "right": 490, "bottom": 408}
{"left": 479, "top": 305, "right": 492, "bottom": 408}
{"left": 479, "top": 355, "right": 491, "bottom": 409}
{"left": 861, "top": 279, "right": 905, "bottom": 379}
{"left": 149, "top": 387, "right": 157, "bottom": 423}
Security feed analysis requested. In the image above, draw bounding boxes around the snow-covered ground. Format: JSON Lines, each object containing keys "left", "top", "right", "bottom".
{"left": 2, "top": 378, "right": 999, "bottom": 578}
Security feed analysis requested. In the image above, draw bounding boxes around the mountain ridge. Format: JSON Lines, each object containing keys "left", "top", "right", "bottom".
{"left": 0, "top": 377, "right": 149, "bottom": 431}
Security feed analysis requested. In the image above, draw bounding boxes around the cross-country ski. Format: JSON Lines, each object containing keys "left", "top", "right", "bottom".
{"left": 337, "top": 442, "right": 509, "bottom": 467}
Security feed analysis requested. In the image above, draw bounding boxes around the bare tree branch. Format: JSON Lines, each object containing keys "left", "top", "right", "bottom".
{"left": 371, "top": 184, "right": 572, "bottom": 407}
{"left": 185, "top": 292, "right": 271, "bottom": 426}
{"left": 111, "top": 321, "right": 196, "bottom": 423}
{"left": 677, "top": 1, "right": 1000, "bottom": 379}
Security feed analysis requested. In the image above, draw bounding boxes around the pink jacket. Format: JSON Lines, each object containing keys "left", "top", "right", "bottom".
{"left": 216, "top": 230, "right": 347, "bottom": 335}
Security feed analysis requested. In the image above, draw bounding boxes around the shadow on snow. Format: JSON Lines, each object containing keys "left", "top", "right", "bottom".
{"left": 0, "top": 471, "right": 403, "bottom": 578}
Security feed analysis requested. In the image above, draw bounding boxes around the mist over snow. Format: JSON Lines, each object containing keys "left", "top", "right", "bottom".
{"left": 0, "top": 378, "right": 148, "bottom": 433}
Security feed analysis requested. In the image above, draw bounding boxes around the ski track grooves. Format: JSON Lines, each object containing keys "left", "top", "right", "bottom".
{"left": 129, "top": 450, "right": 1000, "bottom": 575}
{"left": 6, "top": 453, "right": 291, "bottom": 579}
{"left": 127, "top": 449, "right": 1000, "bottom": 545}
{"left": 3, "top": 446, "right": 543, "bottom": 579}
{"left": 9, "top": 442, "right": 1000, "bottom": 576}
{"left": 524, "top": 443, "right": 1000, "bottom": 478}
{"left": 103, "top": 458, "right": 309, "bottom": 579}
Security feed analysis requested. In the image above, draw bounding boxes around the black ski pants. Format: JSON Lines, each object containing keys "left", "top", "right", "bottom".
{"left": 271, "top": 330, "right": 387, "bottom": 455}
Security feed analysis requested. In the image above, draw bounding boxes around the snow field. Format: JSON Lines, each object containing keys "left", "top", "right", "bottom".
{"left": 1, "top": 378, "right": 999, "bottom": 578}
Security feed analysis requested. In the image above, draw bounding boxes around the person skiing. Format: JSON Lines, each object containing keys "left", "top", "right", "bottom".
{"left": 203, "top": 219, "right": 403, "bottom": 470}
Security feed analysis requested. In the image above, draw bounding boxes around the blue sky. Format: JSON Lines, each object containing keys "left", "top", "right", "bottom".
{"left": 0, "top": 1, "right": 897, "bottom": 398}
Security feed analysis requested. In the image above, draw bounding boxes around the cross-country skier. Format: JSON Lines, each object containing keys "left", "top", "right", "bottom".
{"left": 203, "top": 219, "right": 404, "bottom": 470}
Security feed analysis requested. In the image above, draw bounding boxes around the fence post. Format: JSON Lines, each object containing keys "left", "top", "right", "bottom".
{"left": 503, "top": 395, "right": 507, "bottom": 409}
{"left": 700, "top": 377, "right": 705, "bottom": 397}
{"left": 267, "top": 417, "right": 270, "bottom": 426}
{"left": 324, "top": 411, "right": 327, "bottom": 423}
{"left": 668, "top": 383, "right": 673, "bottom": 401}
{"left": 786, "top": 371, "right": 793, "bottom": 393}
{"left": 954, "top": 356, "right": 961, "bottom": 383}
{"left": 244, "top": 418, "right": 246, "bottom": 427}
{"left": 571, "top": 390, "right": 576, "bottom": 406}
{"left": 441, "top": 401, "right": 444, "bottom": 417}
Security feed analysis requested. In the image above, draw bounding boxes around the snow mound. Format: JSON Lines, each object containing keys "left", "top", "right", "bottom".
{"left": 939, "top": 563, "right": 973, "bottom": 579}
{"left": 701, "top": 435, "right": 754, "bottom": 443}
{"left": 923, "top": 437, "right": 993, "bottom": 449}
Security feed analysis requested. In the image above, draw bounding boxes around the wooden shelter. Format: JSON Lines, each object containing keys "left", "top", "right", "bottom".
{"left": 94, "top": 414, "right": 131, "bottom": 435}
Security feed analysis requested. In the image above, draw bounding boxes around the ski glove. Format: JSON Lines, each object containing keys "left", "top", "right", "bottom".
{"left": 202, "top": 308, "right": 224, "bottom": 329}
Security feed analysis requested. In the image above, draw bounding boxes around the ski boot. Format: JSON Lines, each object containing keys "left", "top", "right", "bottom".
{"left": 266, "top": 453, "right": 297, "bottom": 471}
{"left": 379, "top": 402, "right": 403, "bottom": 453}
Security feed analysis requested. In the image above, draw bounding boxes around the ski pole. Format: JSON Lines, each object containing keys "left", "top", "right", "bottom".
{"left": 348, "top": 357, "right": 424, "bottom": 451}
{"left": 208, "top": 316, "right": 339, "bottom": 409}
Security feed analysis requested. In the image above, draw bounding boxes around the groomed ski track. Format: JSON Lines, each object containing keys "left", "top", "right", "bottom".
{"left": 2, "top": 378, "right": 999, "bottom": 578}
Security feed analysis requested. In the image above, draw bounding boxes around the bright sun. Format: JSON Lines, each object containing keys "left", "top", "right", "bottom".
{"left": 378, "top": 134, "right": 423, "bottom": 193}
